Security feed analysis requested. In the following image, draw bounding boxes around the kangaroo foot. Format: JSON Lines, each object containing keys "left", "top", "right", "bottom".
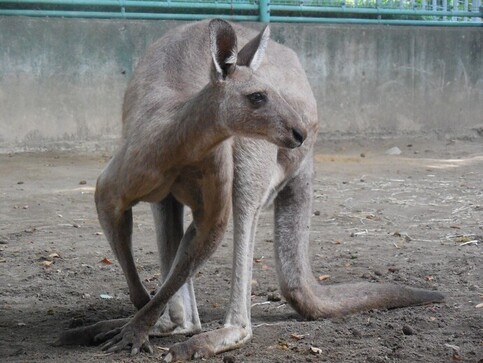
{"left": 151, "top": 299, "right": 201, "bottom": 337}
{"left": 163, "top": 326, "right": 251, "bottom": 362}
{"left": 151, "top": 315, "right": 201, "bottom": 337}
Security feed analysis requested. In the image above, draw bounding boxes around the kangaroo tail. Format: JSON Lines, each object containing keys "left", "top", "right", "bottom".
{"left": 282, "top": 280, "right": 444, "bottom": 320}
{"left": 273, "top": 156, "right": 444, "bottom": 320}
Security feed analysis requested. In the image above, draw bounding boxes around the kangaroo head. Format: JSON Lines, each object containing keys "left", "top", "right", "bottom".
{"left": 208, "top": 19, "right": 307, "bottom": 149}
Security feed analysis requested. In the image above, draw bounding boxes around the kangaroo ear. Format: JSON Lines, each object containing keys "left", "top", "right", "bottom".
{"left": 237, "top": 25, "right": 270, "bottom": 71}
{"left": 209, "top": 19, "right": 238, "bottom": 81}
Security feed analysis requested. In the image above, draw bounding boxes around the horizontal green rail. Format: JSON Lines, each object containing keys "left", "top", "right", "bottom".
{"left": 270, "top": 15, "right": 482, "bottom": 25}
{"left": 0, "top": 8, "right": 258, "bottom": 20}
{"left": 0, "top": 0, "right": 258, "bottom": 11}
{"left": 0, "top": 0, "right": 481, "bottom": 25}
{"left": 271, "top": 4, "right": 480, "bottom": 18}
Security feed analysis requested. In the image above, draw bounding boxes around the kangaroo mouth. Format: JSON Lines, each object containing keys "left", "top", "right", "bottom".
{"left": 283, "top": 138, "right": 304, "bottom": 149}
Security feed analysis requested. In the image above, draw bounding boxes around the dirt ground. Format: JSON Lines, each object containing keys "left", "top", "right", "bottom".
{"left": 1, "top": 137, "right": 482, "bottom": 363}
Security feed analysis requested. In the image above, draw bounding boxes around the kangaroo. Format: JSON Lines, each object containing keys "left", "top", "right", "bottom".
{"left": 57, "top": 19, "right": 444, "bottom": 361}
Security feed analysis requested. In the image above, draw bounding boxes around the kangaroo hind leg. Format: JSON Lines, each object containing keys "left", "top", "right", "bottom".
{"left": 164, "top": 144, "right": 274, "bottom": 362}
{"left": 150, "top": 195, "right": 201, "bottom": 336}
{"left": 164, "top": 197, "right": 263, "bottom": 362}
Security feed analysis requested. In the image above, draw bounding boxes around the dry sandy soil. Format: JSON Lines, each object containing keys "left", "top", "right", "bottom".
{"left": 1, "top": 137, "right": 482, "bottom": 363}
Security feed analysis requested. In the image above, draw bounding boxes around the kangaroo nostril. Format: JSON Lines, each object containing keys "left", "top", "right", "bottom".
{"left": 292, "top": 128, "right": 306, "bottom": 145}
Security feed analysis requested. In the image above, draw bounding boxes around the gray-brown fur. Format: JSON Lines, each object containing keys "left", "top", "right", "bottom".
{"left": 57, "top": 19, "right": 443, "bottom": 360}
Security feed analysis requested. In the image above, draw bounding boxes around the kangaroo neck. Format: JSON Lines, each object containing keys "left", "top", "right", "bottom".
{"left": 169, "top": 84, "right": 231, "bottom": 165}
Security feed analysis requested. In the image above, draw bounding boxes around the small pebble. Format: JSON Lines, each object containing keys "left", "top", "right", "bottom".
{"left": 267, "top": 292, "right": 282, "bottom": 302}
{"left": 314, "top": 210, "right": 320, "bottom": 216}
{"left": 223, "top": 355, "right": 236, "bottom": 363}
{"left": 351, "top": 328, "right": 362, "bottom": 338}
{"left": 68, "top": 318, "right": 85, "bottom": 328}
{"left": 402, "top": 325, "right": 414, "bottom": 335}
{"left": 385, "top": 146, "right": 402, "bottom": 156}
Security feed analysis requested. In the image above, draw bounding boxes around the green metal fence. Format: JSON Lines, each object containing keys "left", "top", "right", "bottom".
{"left": 0, "top": 0, "right": 481, "bottom": 25}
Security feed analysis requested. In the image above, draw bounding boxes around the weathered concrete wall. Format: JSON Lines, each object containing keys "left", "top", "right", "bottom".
{"left": 271, "top": 25, "right": 483, "bottom": 138}
{"left": 0, "top": 17, "right": 482, "bottom": 151}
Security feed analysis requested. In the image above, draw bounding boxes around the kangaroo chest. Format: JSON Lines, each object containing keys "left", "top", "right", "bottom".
{"left": 170, "top": 157, "right": 233, "bottom": 215}
{"left": 170, "top": 166, "right": 205, "bottom": 211}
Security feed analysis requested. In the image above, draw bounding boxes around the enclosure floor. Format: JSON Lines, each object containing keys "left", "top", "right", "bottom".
{"left": 1, "top": 137, "right": 482, "bottom": 362}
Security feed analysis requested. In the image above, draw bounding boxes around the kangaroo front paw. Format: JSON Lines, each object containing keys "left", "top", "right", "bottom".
{"left": 101, "top": 322, "right": 153, "bottom": 356}
{"left": 55, "top": 318, "right": 129, "bottom": 346}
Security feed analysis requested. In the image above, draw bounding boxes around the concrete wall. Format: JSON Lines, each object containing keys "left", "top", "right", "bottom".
{"left": 0, "top": 17, "right": 482, "bottom": 152}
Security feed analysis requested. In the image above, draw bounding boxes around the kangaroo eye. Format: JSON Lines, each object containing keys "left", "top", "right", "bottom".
{"left": 247, "top": 92, "right": 267, "bottom": 106}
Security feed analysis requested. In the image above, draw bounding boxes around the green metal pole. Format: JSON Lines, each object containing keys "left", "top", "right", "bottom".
{"left": 259, "top": 0, "right": 270, "bottom": 23}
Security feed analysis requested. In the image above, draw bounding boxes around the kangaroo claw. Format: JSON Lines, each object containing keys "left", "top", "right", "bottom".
{"left": 100, "top": 322, "right": 152, "bottom": 356}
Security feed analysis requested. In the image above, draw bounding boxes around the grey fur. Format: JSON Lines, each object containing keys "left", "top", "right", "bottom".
{"left": 57, "top": 19, "right": 443, "bottom": 360}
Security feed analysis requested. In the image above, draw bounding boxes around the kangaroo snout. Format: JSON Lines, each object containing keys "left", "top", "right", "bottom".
{"left": 291, "top": 127, "right": 306, "bottom": 146}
